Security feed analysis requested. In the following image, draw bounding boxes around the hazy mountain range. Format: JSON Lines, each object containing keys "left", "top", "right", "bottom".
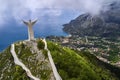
{"left": 63, "top": 2, "right": 120, "bottom": 38}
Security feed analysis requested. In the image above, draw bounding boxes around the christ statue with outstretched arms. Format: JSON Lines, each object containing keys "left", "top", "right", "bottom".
{"left": 22, "top": 19, "right": 37, "bottom": 41}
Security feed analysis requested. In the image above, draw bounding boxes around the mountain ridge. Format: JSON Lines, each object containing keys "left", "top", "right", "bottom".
{"left": 63, "top": 2, "right": 120, "bottom": 38}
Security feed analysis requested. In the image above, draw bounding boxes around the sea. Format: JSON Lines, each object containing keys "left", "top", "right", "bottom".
{"left": 0, "top": 23, "right": 67, "bottom": 52}
{"left": 0, "top": 11, "right": 80, "bottom": 52}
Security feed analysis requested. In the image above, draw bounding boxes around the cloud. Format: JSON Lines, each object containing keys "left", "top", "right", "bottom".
{"left": 0, "top": 0, "right": 119, "bottom": 25}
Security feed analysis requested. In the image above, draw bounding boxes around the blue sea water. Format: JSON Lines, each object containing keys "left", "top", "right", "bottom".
{"left": 0, "top": 21, "right": 68, "bottom": 52}
{"left": 0, "top": 11, "right": 80, "bottom": 52}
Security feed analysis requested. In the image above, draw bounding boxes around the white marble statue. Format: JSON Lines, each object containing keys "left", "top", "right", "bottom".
{"left": 23, "top": 19, "right": 37, "bottom": 41}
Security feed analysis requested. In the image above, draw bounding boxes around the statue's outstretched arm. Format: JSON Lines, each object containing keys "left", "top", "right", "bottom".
{"left": 22, "top": 20, "right": 29, "bottom": 25}
{"left": 31, "top": 19, "right": 37, "bottom": 25}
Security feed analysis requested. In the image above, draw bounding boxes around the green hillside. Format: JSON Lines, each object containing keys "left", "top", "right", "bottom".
{"left": 0, "top": 40, "right": 120, "bottom": 80}
{"left": 0, "top": 47, "right": 29, "bottom": 80}
{"left": 47, "top": 41, "right": 120, "bottom": 80}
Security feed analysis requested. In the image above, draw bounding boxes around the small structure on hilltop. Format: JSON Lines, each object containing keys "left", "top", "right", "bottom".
{"left": 22, "top": 19, "right": 37, "bottom": 41}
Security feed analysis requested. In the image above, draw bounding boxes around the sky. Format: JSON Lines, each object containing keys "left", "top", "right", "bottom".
{"left": 0, "top": 0, "right": 119, "bottom": 26}
{"left": 0, "top": 0, "right": 120, "bottom": 51}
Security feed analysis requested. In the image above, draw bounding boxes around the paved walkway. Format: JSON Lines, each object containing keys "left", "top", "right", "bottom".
{"left": 10, "top": 44, "right": 40, "bottom": 80}
{"left": 43, "top": 39, "right": 62, "bottom": 80}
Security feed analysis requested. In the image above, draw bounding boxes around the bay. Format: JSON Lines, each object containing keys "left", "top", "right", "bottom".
{"left": 0, "top": 11, "right": 80, "bottom": 52}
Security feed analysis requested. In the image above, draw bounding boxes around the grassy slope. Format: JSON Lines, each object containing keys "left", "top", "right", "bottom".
{"left": 0, "top": 41, "right": 52, "bottom": 80}
{"left": 14, "top": 41, "right": 52, "bottom": 80}
{"left": 0, "top": 40, "right": 120, "bottom": 80}
{"left": 47, "top": 41, "right": 120, "bottom": 80}
{"left": 0, "top": 47, "right": 29, "bottom": 80}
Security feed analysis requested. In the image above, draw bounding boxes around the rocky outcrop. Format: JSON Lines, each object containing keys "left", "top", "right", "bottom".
{"left": 10, "top": 44, "right": 40, "bottom": 80}
{"left": 15, "top": 40, "right": 55, "bottom": 80}
{"left": 0, "top": 39, "right": 56, "bottom": 80}
{"left": 63, "top": 2, "right": 120, "bottom": 38}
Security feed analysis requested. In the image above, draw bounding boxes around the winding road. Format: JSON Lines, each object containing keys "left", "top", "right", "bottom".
{"left": 10, "top": 44, "right": 40, "bottom": 80}
{"left": 10, "top": 39, "right": 62, "bottom": 80}
{"left": 43, "top": 39, "right": 62, "bottom": 80}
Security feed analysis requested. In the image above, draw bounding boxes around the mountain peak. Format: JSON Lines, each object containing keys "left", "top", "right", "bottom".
{"left": 63, "top": 2, "right": 120, "bottom": 38}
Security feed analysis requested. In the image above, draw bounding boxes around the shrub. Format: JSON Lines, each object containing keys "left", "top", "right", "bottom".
{"left": 42, "top": 49, "right": 48, "bottom": 58}
{"left": 37, "top": 40, "right": 45, "bottom": 50}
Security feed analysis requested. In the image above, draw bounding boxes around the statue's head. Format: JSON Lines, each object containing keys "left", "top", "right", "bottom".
{"left": 29, "top": 19, "right": 31, "bottom": 22}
